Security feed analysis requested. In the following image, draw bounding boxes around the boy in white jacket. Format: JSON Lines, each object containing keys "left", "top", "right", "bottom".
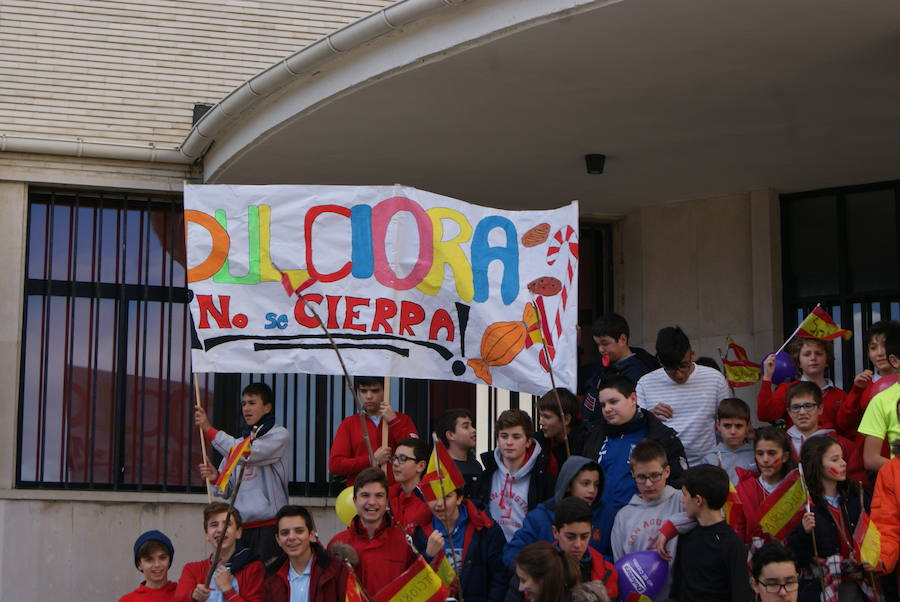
{"left": 196, "top": 382, "right": 290, "bottom": 563}
{"left": 611, "top": 438, "right": 693, "bottom": 601}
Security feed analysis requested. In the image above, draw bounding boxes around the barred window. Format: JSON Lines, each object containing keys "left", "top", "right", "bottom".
{"left": 781, "top": 181, "right": 900, "bottom": 389}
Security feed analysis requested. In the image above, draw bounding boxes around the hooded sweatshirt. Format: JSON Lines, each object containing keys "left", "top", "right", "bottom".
{"left": 206, "top": 416, "right": 290, "bottom": 525}
{"left": 610, "top": 485, "right": 694, "bottom": 601}
{"left": 699, "top": 442, "right": 756, "bottom": 486}
{"left": 501, "top": 455, "right": 604, "bottom": 567}
{"left": 485, "top": 440, "right": 544, "bottom": 541}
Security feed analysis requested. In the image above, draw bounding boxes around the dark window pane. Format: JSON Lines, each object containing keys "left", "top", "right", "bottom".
{"left": 783, "top": 195, "right": 839, "bottom": 298}
{"left": 846, "top": 189, "right": 899, "bottom": 292}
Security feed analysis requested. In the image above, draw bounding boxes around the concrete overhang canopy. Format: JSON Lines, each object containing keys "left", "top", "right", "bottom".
{"left": 194, "top": 0, "right": 900, "bottom": 214}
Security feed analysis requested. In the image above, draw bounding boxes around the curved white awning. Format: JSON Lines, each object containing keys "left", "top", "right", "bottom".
{"left": 196, "top": 0, "right": 900, "bottom": 213}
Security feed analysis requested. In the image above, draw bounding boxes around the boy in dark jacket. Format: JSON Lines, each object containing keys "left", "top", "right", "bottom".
{"left": 477, "top": 408, "right": 553, "bottom": 541}
{"left": 581, "top": 375, "right": 687, "bottom": 560}
{"left": 413, "top": 486, "right": 507, "bottom": 601}
{"left": 671, "top": 465, "right": 752, "bottom": 602}
{"left": 263, "top": 505, "right": 349, "bottom": 602}
{"left": 502, "top": 455, "right": 603, "bottom": 567}
{"left": 581, "top": 312, "right": 659, "bottom": 421}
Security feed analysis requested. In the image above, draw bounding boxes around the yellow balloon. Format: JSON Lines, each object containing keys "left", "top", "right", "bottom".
{"left": 335, "top": 486, "right": 356, "bottom": 526}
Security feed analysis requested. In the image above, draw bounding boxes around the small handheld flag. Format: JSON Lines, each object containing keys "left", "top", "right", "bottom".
{"left": 757, "top": 469, "right": 807, "bottom": 540}
{"left": 420, "top": 437, "right": 466, "bottom": 502}
{"left": 854, "top": 508, "right": 882, "bottom": 567}
{"left": 213, "top": 436, "right": 252, "bottom": 490}
{"left": 344, "top": 568, "right": 368, "bottom": 602}
{"left": 373, "top": 555, "right": 448, "bottom": 602}
{"left": 796, "top": 306, "right": 852, "bottom": 341}
{"left": 722, "top": 337, "right": 760, "bottom": 388}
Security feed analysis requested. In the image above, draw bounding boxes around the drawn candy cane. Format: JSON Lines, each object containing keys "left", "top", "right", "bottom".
{"left": 540, "top": 225, "right": 579, "bottom": 370}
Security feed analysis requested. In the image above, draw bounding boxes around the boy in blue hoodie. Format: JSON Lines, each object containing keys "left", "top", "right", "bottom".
{"left": 502, "top": 455, "right": 604, "bottom": 567}
{"left": 698, "top": 397, "right": 757, "bottom": 485}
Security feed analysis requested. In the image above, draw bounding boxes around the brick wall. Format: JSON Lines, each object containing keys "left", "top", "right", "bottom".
{"left": 0, "top": 0, "right": 393, "bottom": 147}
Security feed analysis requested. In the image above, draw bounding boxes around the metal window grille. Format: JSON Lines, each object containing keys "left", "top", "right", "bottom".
{"left": 781, "top": 181, "right": 900, "bottom": 388}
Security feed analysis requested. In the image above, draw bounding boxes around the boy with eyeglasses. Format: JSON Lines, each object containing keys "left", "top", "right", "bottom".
{"left": 611, "top": 439, "right": 693, "bottom": 601}
{"left": 636, "top": 326, "right": 729, "bottom": 467}
{"left": 784, "top": 381, "right": 865, "bottom": 482}
{"left": 387, "top": 437, "right": 431, "bottom": 533}
{"left": 750, "top": 542, "right": 800, "bottom": 602}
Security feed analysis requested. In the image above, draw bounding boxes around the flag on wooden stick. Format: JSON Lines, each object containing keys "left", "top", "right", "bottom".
{"left": 419, "top": 438, "right": 466, "bottom": 502}
{"left": 722, "top": 337, "right": 760, "bottom": 388}
{"left": 373, "top": 555, "right": 448, "bottom": 602}
{"left": 756, "top": 469, "right": 806, "bottom": 540}
{"left": 796, "top": 307, "right": 852, "bottom": 341}
{"left": 213, "top": 437, "right": 251, "bottom": 490}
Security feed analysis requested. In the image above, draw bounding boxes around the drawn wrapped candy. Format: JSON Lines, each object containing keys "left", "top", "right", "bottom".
{"left": 521, "top": 223, "right": 550, "bottom": 247}
{"left": 467, "top": 304, "right": 539, "bottom": 385}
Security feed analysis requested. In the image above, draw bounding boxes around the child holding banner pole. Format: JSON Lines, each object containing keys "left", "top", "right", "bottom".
{"left": 193, "top": 376, "right": 212, "bottom": 503}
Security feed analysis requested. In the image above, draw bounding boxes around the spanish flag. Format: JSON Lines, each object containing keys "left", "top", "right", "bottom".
{"left": 853, "top": 508, "right": 882, "bottom": 567}
{"left": 757, "top": 469, "right": 807, "bottom": 540}
{"left": 724, "top": 481, "right": 742, "bottom": 529}
{"left": 213, "top": 437, "right": 252, "bottom": 490}
{"left": 429, "top": 550, "right": 458, "bottom": 590}
{"left": 345, "top": 569, "right": 367, "bottom": 602}
{"left": 796, "top": 306, "right": 852, "bottom": 341}
{"left": 373, "top": 555, "right": 449, "bottom": 602}
{"left": 722, "top": 338, "right": 760, "bottom": 388}
{"left": 420, "top": 438, "right": 466, "bottom": 503}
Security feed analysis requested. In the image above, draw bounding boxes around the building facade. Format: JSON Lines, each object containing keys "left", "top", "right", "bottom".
{"left": 2, "top": 0, "right": 899, "bottom": 598}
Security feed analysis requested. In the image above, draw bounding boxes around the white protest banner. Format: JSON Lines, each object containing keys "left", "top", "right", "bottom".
{"left": 185, "top": 185, "right": 578, "bottom": 395}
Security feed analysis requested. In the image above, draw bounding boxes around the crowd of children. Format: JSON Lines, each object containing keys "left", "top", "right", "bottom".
{"left": 120, "top": 315, "right": 900, "bottom": 602}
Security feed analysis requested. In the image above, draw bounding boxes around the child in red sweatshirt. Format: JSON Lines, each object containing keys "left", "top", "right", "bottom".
{"left": 119, "top": 530, "right": 177, "bottom": 602}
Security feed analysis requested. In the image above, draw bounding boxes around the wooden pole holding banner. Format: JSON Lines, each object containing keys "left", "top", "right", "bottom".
{"left": 293, "top": 290, "right": 376, "bottom": 467}
{"left": 379, "top": 379, "right": 391, "bottom": 473}
{"left": 530, "top": 295, "right": 570, "bottom": 458}
{"left": 193, "top": 375, "right": 213, "bottom": 502}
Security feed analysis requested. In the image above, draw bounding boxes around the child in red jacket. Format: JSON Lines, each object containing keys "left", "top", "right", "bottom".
{"left": 328, "top": 376, "right": 419, "bottom": 486}
{"left": 263, "top": 505, "right": 349, "bottom": 602}
{"left": 758, "top": 337, "right": 845, "bottom": 433}
{"left": 173, "top": 503, "right": 264, "bottom": 602}
{"left": 733, "top": 427, "right": 796, "bottom": 545}
{"left": 327, "top": 467, "right": 417, "bottom": 597}
{"left": 119, "top": 530, "right": 176, "bottom": 602}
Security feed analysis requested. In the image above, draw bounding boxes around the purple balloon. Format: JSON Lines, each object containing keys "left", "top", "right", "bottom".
{"left": 761, "top": 351, "right": 795, "bottom": 384}
{"left": 615, "top": 550, "right": 668, "bottom": 599}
